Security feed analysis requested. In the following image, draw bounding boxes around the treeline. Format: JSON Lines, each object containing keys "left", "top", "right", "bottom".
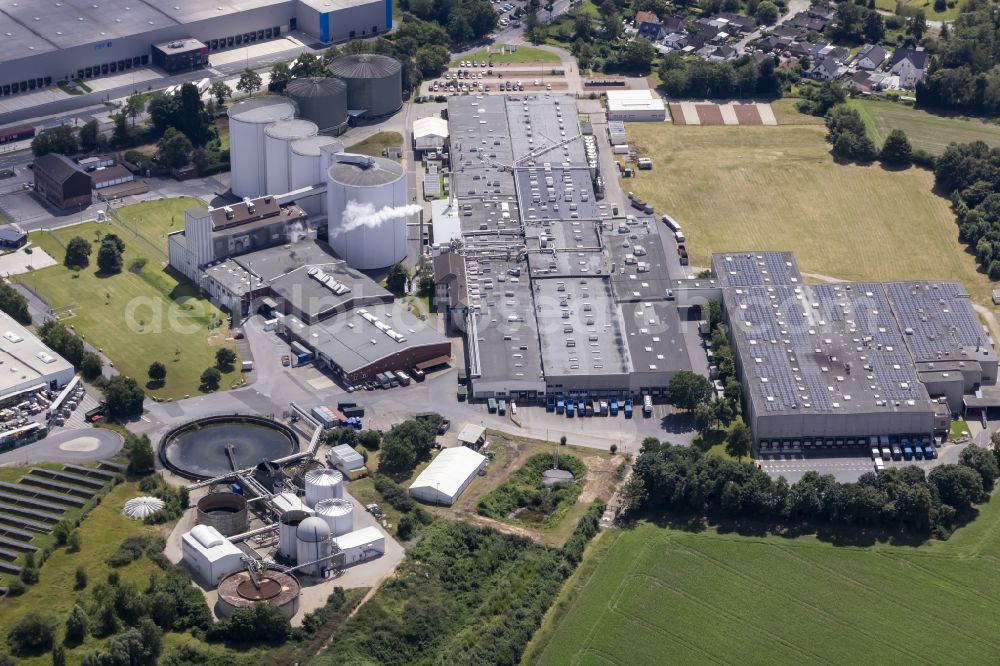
{"left": 937, "top": 141, "right": 1000, "bottom": 277}
{"left": 399, "top": 0, "right": 498, "bottom": 45}
{"left": 622, "top": 439, "right": 1000, "bottom": 540}
{"left": 918, "top": 0, "right": 1000, "bottom": 114}
{"left": 658, "top": 52, "right": 782, "bottom": 99}
{"left": 318, "top": 508, "right": 605, "bottom": 666}
{"left": 0, "top": 281, "right": 30, "bottom": 325}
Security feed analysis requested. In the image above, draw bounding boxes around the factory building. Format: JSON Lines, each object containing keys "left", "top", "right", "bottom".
{"left": 0, "top": 0, "right": 390, "bottom": 97}
{"left": 441, "top": 94, "right": 690, "bottom": 402}
{"left": 32, "top": 154, "right": 93, "bottom": 209}
{"left": 704, "top": 251, "right": 997, "bottom": 447}
{"left": 0, "top": 311, "right": 75, "bottom": 404}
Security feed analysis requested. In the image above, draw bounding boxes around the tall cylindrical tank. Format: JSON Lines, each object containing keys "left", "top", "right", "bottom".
{"left": 328, "top": 54, "right": 402, "bottom": 118}
{"left": 196, "top": 492, "right": 248, "bottom": 537}
{"left": 264, "top": 118, "right": 318, "bottom": 196}
{"left": 227, "top": 96, "right": 296, "bottom": 198}
{"left": 304, "top": 468, "right": 344, "bottom": 507}
{"left": 289, "top": 136, "right": 343, "bottom": 190}
{"left": 286, "top": 77, "right": 349, "bottom": 135}
{"left": 296, "top": 516, "right": 332, "bottom": 577}
{"left": 325, "top": 154, "right": 407, "bottom": 270}
{"left": 314, "top": 498, "right": 354, "bottom": 536}
{"left": 279, "top": 509, "right": 310, "bottom": 561}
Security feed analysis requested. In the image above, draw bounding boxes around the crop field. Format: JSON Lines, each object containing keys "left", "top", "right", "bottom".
{"left": 626, "top": 123, "right": 997, "bottom": 308}
{"left": 530, "top": 495, "right": 1000, "bottom": 664}
{"left": 848, "top": 99, "right": 1000, "bottom": 155}
{"left": 16, "top": 200, "right": 239, "bottom": 399}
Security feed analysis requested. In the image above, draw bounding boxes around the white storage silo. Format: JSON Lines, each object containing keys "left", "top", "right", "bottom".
{"left": 228, "top": 96, "right": 296, "bottom": 199}
{"left": 289, "top": 137, "right": 343, "bottom": 191}
{"left": 264, "top": 119, "right": 318, "bottom": 196}
{"left": 325, "top": 153, "right": 408, "bottom": 270}
{"left": 278, "top": 509, "right": 310, "bottom": 561}
{"left": 314, "top": 498, "right": 354, "bottom": 536}
{"left": 296, "top": 516, "right": 332, "bottom": 577}
{"left": 304, "top": 468, "right": 344, "bottom": 507}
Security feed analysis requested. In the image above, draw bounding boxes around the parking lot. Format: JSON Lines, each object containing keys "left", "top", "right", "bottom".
{"left": 422, "top": 61, "right": 568, "bottom": 97}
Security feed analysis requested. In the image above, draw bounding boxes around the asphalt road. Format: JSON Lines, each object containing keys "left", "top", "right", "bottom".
{"left": 0, "top": 427, "right": 122, "bottom": 466}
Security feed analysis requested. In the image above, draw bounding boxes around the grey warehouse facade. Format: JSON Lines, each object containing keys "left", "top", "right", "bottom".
{"left": 0, "top": 0, "right": 389, "bottom": 97}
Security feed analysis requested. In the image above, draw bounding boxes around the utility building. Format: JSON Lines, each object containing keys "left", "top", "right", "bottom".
{"left": 180, "top": 525, "right": 245, "bottom": 587}
{"left": 408, "top": 446, "right": 487, "bottom": 506}
{"left": 32, "top": 154, "right": 92, "bottom": 209}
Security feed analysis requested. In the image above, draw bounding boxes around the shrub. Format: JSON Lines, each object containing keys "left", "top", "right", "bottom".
{"left": 5, "top": 612, "right": 57, "bottom": 656}
{"left": 200, "top": 367, "right": 221, "bottom": 391}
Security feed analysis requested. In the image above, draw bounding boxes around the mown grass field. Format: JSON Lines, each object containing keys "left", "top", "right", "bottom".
{"left": 449, "top": 45, "right": 560, "bottom": 66}
{"left": 626, "top": 123, "right": 997, "bottom": 308}
{"left": 530, "top": 494, "right": 1000, "bottom": 664}
{"left": 848, "top": 98, "right": 1000, "bottom": 155}
{"left": 15, "top": 198, "right": 239, "bottom": 399}
{"left": 346, "top": 131, "right": 404, "bottom": 159}
{"left": 874, "top": 0, "right": 963, "bottom": 20}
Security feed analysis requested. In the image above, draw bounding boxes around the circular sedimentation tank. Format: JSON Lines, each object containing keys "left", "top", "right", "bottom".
{"left": 196, "top": 492, "right": 248, "bottom": 536}
{"left": 216, "top": 569, "right": 300, "bottom": 619}
{"left": 328, "top": 54, "right": 402, "bottom": 118}
{"left": 286, "top": 76, "right": 349, "bottom": 135}
{"left": 159, "top": 415, "right": 298, "bottom": 480}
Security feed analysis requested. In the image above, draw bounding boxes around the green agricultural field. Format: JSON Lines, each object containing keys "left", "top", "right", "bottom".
{"left": 347, "top": 131, "right": 404, "bottom": 159}
{"left": 849, "top": 98, "right": 1000, "bottom": 155}
{"left": 530, "top": 495, "right": 1000, "bottom": 664}
{"left": 449, "top": 45, "right": 561, "bottom": 66}
{"left": 626, "top": 123, "right": 997, "bottom": 309}
{"left": 16, "top": 203, "right": 239, "bottom": 399}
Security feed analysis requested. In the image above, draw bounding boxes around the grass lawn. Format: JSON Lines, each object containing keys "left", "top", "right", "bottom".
{"left": 849, "top": 98, "right": 1000, "bottom": 155}
{"left": 16, "top": 204, "right": 240, "bottom": 400}
{"left": 0, "top": 481, "right": 161, "bottom": 666}
{"left": 625, "top": 122, "right": 998, "bottom": 310}
{"left": 874, "top": 0, "right": 964, "bottom": 20}
{"left": 112, "top": 196, "right": 199, "bottom": 255}
{"left": 530, "top": 493, "right": 1000, "bottom": 664}
{"left": 769, "top": 97, "right": 826, "bottom": 126}
{"left": 346, "top": 131, "right": 403, "bottom": 159}
{"left": 449, "top": 45, "right": 561, "bottom": 66}
{"left": 949, "top": 418, "right": 971, "bottom": 441}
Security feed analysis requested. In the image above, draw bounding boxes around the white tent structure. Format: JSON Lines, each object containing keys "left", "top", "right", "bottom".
{"left": 181, "top": 525, "right": 245, "bottom": 587}
{"left": 122, "top": 496, "right": 165, "bottom": 521}
{"left": 408, "top": 446, "right": 486, "bottom": 506}
{"left": 412, "top": 116, "right": 449, "bottom": 154}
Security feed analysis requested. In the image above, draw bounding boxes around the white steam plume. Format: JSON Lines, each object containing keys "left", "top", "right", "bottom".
{"left": 335, "top": 201, "right": 421, "bottom": 237}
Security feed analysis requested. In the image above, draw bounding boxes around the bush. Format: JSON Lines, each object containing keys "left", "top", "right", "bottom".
{"left": 80, "top": 352, "right": 103, "bottom": 381}
{"left": 372, "top": 473, "right": 414, "bottom": 513}
{"left": 215, "top": 602, "right": 290, "bottom": 644}
{"left": 75, "top": 566, "right": 88, "bottom": 590}
{"left": 64, "top": 236, "right": 92, "bottom": 269}
{"left": 200, "top": 367, "right": 221, "bottom": 392}
{"left": 106, "top": 534, "right": 165, "bottom": 567}
{"left": 103, "top": 375, "right": 145, "bottom": 419}
{"left": 64, "top": 605, "right": 89, "bottom": 645}
{"left": 5, "top": 612, "right": 57, "bottom": 656}
{"left": 124, "top": 434, "right": 155, "bottom": 476}
{"left": 0, "top": 282, "right": 31, "bottom": 326}
{"left": 5, "top": 577, "right": 25, "bottom": 597}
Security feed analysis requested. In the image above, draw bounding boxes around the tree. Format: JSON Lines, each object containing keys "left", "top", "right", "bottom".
{"left": 80, "top": 352, "right": 103, "bottom": 381}
{"left": 157, "top": 127, "right": 193, "bottom": 169}
{"left": 215, "top": 347, "right": 237, "bottom": 370}
{"left": 31, "top": 125, "right": 78, "bottom": 157}
{"left": 959, "top": 445, "right": 1000, "bottom": 492}
{"left": 64, "top": 236, "right": 92, "bottom": 269}
{"left": 210, "top": 81, "right": 233, "bottom": 107}
{"left": 666, "top": 370, "right": 714, "bottom": 412}
{"left": 224, "top": 603, "right": 290, "bottom": 644}
{"left": 65, "top": 605, "right": 89, "bottom": 645}
{"left": 694, "top": 402, "right": 714, "bottom": 433}
{"left": 929, "top": 464, "right": 984, "bottom": 512}
{"left": 863, "top": 10, "right": 884, "bottom": 42}
{"left": 52, "top": 645, "right": 65, "bottom": 666}
{"left": 74, "top": 566, "right": 88, "bottom": 590}
{"left": 0, "top": 283, "right": 31, "bottom": 326}
{"left": 386, "top": 262, "right": 410, "bottom": 294}
{"left": 103, "top": 375, "right": 145, "bottom": 419}
{"left": 619, "top": 38, "right": 657, "bottom": 73}
{"left": 725, "top": 419, "right": 752, "bottom": 462}
{"left": 358, "top": 429, "right": 381, "bottom": 450}
{"left": 124, "top": 94, "right": 146, "bottom": 128}
{"left": 414, "top": 44, "right": 451, "bottom": 78}
{"left": 268, "top": 62, "right": 292, "bottom": 93}
{"left": 147, "top": 361, "right": 166, "bottom": 384}
{"left": 237, "top": 69, "right": 263, "bottom": 97}
{"left": 907, "top": 10, "right": 927, "bottom": 41}
{"left": 124, "top": 434, "right": 155, "bottom": 475}
{"left": 5, "top": 612, "right": 56, "bottom": 656}
{"left": 110, "top": 112, "right": 130, "bottom": 148}
{"left": 20, "top": 551, "right": 38, "bottom": 585}
{"left": 880, "top": 129, "right": 912, "bottom": 167}
{"left": 67, "top": 530, "right": 81, "bottom": 553}
{"left": 78, "top": 120, "right": 99, "bottom": 153}
{"left": 377, "top": 419, "right": 437, "bottom": 476}
{"left": 755, "top": 0, "right": 779, "bottom": 24}
{"left": 200, "top": 367, "right": 221, "bottom": 392}
{"left": 96, "top": 236, "right": 123, "bottom": 274}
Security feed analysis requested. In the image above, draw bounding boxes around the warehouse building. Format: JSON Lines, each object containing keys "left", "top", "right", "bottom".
{"left": 32, "top": 154, "right": 92, "bottom": 209}
{"left": 0, "top": 0, "right": 390, "bottom": 97}
{"left": 708, "top": 251, "right": 996, "bottom": 447}
{"left": 442, "top": 94, "right": 690, "bottom": 403}
{"left": 605, "top": 89, "right": 667, "bottom": 122}
{"left": 0, "top": 311, "right": 75, "bottom": 403}
{"left": 408, "top": 445, "right": 487, "bottom": 506}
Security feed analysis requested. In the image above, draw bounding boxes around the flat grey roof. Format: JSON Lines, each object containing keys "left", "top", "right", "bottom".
{"left": 231, "top": 240, "right": 340, "bottom": 283}
{"left": 448, "top": 96, "right": 517, "bottom": 199}
{"left": 515, "top": 167, "right": 601, "bottom": 223}
{"left": 269, "top": 263, "right": 390, "bottom": 320}
{"left": 506, "top": 94, "right": 588, "bottom": 166}
{"left": 526, "top": 218, "right": 605, "bottom": 278}
{"left": 608, "top": 216, "right": 675, "bottom": 302}
{"left": 621, "top": 300, "right": 691, "bottom": 375}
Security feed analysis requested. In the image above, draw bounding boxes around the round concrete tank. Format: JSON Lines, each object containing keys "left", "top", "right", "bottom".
{"left": 328, "top": 54, "right": 402, "bottom": 118}
{"left": 314, "top": 498, "right": 354, "bottom": 536}
{"left": 304, "top": 468, "right": 344, "bottom": 507}
{"left": 195, "top": 492, "right": 248, "bottom": 537}
{"left": 216, "top": 569, "right": 300, "bottom": 619}
{"left": 286, "top": 77, "right": 349, "bottom": 135}
{"left": 296, "top": 516, "right": 332, "bottom": 577}
{"left": 264, "top": 118, "right": 318, "bottom": 196}
{"left": 228, "top": 96, "right": 296, "bottom": 198}
{"left": 279, "top": 509, "right": 310, "bottom": 561}
{"left": 289, "top": 136, "right": 343, "bottom": 191}
{"left": 325, "top": 154, "right": 407, "bottom": 270}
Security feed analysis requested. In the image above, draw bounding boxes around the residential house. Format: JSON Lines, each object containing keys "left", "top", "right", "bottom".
{"left": 757, "top": 35, "right": 782, "bottom": 52}
{"left": 635, "top": 11, "right": 662, "bottom": 40}
{"left": 662, "top": 32, "right": 689, "bottom": 50}
{"left": 853, "top": 44, "right": 888, "bottom": 71}
{"left": 751, "top": 50, "right": 773, "bottom": 66}
{"left": 717, "top": 12, "right": 756, "bottom": 35}
{"left": 807, "top": 4, "right": 835, "bottom": 20}
{"left": 810, "top": 55, "right": 844, "bottom": 81}
{"left": 845, "top": 71, "right": 874, "bottom": 93}
{"left": 702, "top": 45, "right": 737, "bottom": 61}
{"left": 660, "top": 15, "right": 686, "bottom": 34}
{"left": 786, "top": 41, "right": 814, "bottom": 59}
{"left": 772, "top": 24, "right": 803, "bottom": 39}
{"left": 888, "top": 47, "right": 928, "bottom": 89}
{"left": 787, "top": 11, "right": 828, "bottom": 33}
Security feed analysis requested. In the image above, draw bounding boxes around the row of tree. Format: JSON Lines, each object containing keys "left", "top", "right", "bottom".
{"left": 937, "top": 141, "right": 1000, "bottom": 278}
{"left": 623, "top": 438, "right": 1000, "bottom": 539}
{"left": 658, "top": 52, "right": 782, "bottom": 99}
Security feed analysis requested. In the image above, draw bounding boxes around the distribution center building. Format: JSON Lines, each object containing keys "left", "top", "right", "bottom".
{"left": 0, "top": 0, "right": 390, "bottom": 97}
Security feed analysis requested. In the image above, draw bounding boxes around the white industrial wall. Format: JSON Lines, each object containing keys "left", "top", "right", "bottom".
{"left": 229, "top": 104, "right": 295, "bottom": 198}
{"left": 325, "top": 168, "right": 407, "bottom": 270}
{"left": 264, "top": 121, "right": 318, "bottom": 196}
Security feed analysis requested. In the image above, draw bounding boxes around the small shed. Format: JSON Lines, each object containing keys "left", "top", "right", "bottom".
{"left": 180, "top": 524, "right": 245, "bottom": 587}
{"left": 0, "top": 224, "right": 26, "bottom": 249}
{"left": 327, "top": 443, "right": 365, "bottom": 474}
{"left": 333, "top": 526, "right": 386, "bottom": 566}
{"left": 457, "top": 423, "right": 486, "bottom": 450}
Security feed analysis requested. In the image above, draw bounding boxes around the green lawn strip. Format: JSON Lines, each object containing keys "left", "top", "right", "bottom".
{"left": 847, "top": 98, "right": 1000, "bottom": 155}
{"left": 346, "top": 131, "right": 403, "bottom": 159}
{"left": 449, "top": 45, "right": 561, "bottom": 66}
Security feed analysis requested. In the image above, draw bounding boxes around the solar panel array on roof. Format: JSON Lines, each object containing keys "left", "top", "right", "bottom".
{"left": 712, "top": 252, "right": 801, "bottom": 287}
{"left": 884, "top": 281, "right": 986, "bottom": 362}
